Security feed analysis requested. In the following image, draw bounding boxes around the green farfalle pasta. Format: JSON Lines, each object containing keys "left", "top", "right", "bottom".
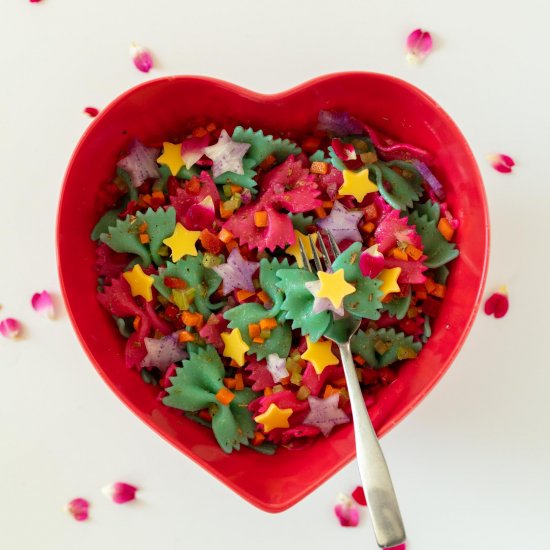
{"left": 382, "top": 288, "right": 412, "bottom": 320}
{"left": 91, "top": 207, "right": 124, "bottom": 241}
{"left": 232, "top": 126, "right": 301, "bottom": 168}
{"left": 163, "top": 345, "right": 259, "bottom": 453}
{"left": 369, "top": 161, "right": 424, "bottom": 210}
{"left": 100, "top": 216, "right": 152, "bottom": 266}
{"left": 135, "top": 207, "right": 176, "bottom": 266}
{"left": 214, "top": 157, "right": 258, "bottom": 192}
{"left": 351, "top": 328, "right": 422, "bottom": 368}
{"left": 153, "top": 255, "right": 223, "bottom": 318}
{"left": 288, "top": 213, "right": 314, "bottom": 233}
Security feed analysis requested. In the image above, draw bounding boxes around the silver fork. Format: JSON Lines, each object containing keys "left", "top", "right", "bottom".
{"left": 299, "top": 231, "right": 406, "bottom": 549}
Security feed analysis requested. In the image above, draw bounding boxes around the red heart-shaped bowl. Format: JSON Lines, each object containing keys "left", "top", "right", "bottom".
{"left": 57, "top": 73, "right": 489, "bottom": 512}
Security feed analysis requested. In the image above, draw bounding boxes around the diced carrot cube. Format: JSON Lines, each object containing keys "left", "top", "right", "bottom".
{"left": 139, "top": 233, "right": 150, "bottom": 244}
{"left": 152, "top": 190, "right": 164, "bottom": 201}
{"left": 254, "top": 211, "right": 268, "bottom": 227}
{"left": 263, "top": 387, "right": 273, "bottom": 396}
{"left": 164, "top": 276, "right": 187, "bottom": 289}
{"left": 185, "top": 176, "right": 201, "bottom": 195}
{"left": 424, "top": 277, "right": 437, "bottom": 294}
{"left": 225, "top": 240, "right": 239, "bottom": 252}
{"left": 178, "top": 331, "right": 195, "bottom": 343}
{"left": 236, "top": 289, "right": 255, "bottom": 303}
{"left": 224, "top": 377, "right": 237, "bottom": 389}
{"left": 257, "top": 290, "right": 271, "bottom": 304}
{"left": 353, "top": 354, "right": 366, "bottom": 366}
{"left": 392, "top": 248, "right": 409, "bottom": 261}
{"left": 438, "top": 218, "right": 454, "bottom": 241}
{"left": 215, "top": 387, "right": 235, "bottom": 405}
{"left": 217, "top": 228, "right": 234, "bottom": 243}
{"left": 310, "top": 161, "right": 329, "bottom": 175}
{"left": 301, "top": 136, "right": 321, "bottom": 154}
{"left": 206, "top": 122, "right": 216, "bottom": 132}
{"left": 259, "top": 318, "right": 277, "bottom": 330}
{"left": 192, "top": 127, "right": 208, "bottom": 138}
{"left": 252, "top": 337, "right": 265, "bottom": 344}
{"left": 314, "top": 206, "right": 327, "bottom": 219}
{"left": 138, "top": 222, "right": 148, "bottom": 233}
{"left": 252, "top": 431, "right": 265, "bottom": 446}
{"left": 259, "top": 154, "right": 277, "bottom": 171}
{"left": 133, "top": 316, "right": 141, "bottom": 330}
{"left": 322, "top": 200, "right": 334, "bottom": 209}
{"left": 364, "top": 204, "right": 378, "bottom": 220}
{"left": 234, "top": 373, "right": 244, "bottom": 391}
{"left": 248, "top": 324, "right": 261, "bottom": 338}
{"left": 405, "top": 244, "right": 423, "bottom": 260}
{"left": 361, "top": 222, "right": 375, "bottom": 233}
{"left": 432, "top": 283, "right": 446, "bottom": 298}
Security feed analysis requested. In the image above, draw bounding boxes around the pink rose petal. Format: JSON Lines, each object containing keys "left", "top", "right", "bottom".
{"left": 484, "top": 288, "right": 509, "bottom": 318}
{"left": 406, "top": 28, "right": 433, "bottom": 64}
{"left": 130, "top": 43, "right": 153, "bottom": 73}
{"left": 334, "top": 493, "right": 360, "bottom": 527}
{"left": 360, "top": 244, "right": 385, "bottom": 278}
{"left": 351, "top": 485, "right": 367, "bottom": 506}
{"left": 102, "top": 482, "right": 138, "bottom": 504}
{"left": 181, "top": 135, "right": 209, "bottom": 170}
{"left": 0, "top": 318, "right": 21, "bottom": 339}
{"left": 31, "top": 290, "right": 55, "bottom": 319}
{"left": 65, "top": 498, "right": 89, "bottom": 521}
{"left": 83, "top": 107, "right": 99, "bottom": 118}
{"left": 488, "top": 153, "right": 515, "bottom": 174}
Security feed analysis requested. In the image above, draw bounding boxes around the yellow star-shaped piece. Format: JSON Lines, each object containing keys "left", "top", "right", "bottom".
{"left": 316, "top": 269, "right": 356, "bottom": 309}
{"left": 122, "top": 264, "right": 154, "bottom": 302}
{"left": 378, "top": 267, "right": 402, "bottom": 298}
{"left": 339, "top": 168, "right": 378, "bottom": 202}
{"left": 157, "top": 142, "right": 184, "bottom": 176}
{"left": 254, "top": 403, "right": 293, "bottom": 433}
{"left": 301, "top": 336, "right": 340, "bottom": 375}
{"left": 221, "top": 328, "right": 250, "bottom": 367}
{"left": 163, "top": 222, "right": 200, "bottom": 262}
{"left": 286, "top": 231, "right": 318, "bottom": 268}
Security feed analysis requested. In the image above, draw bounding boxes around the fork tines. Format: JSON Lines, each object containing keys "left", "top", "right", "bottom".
{"left": 299, "top": 230, "right": 341, "bottom": 273}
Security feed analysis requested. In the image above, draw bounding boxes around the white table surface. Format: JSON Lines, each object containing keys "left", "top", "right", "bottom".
{"left": 1, "top": 1, "right": 549, "bottom": 548}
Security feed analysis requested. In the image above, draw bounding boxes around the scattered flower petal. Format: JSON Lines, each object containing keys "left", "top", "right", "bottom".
{"left": 0, "top": 318, "right": 21, "bottom": 339}
{"left": 84, "top": 107, "right": 99, "bottom": 118}
{"left": 334, "top": 493, "right": 360, "bottom": 527}
{"left": 65, "top": 498, "right": 90, "bottom": 521}
{"left": 102, "top": 482, "right": 138, "bottom": 504}
{"left": 31, "top": 290, "right": 55, "bottom": 319}
{"left": 181, "top": 135, "right": 209, "bottom": 170}
{"left": 182, "top": 195, "right": 216, "bottom": 230}
{"left": 351, "top": 485, "right": 367, "bottom": 506}
{"left": 130, "top": 43, "right": 153, "bottom": 73}
{"left": 360, "top": 244, "right": 385, "bottom": 278}
{"left": 406, "top": 28, "right": 433, "bottom": 64}
{"left": 484, "top": 287, "right": 509, "bottom": 318}
{"left": 487, "top": 153, "right": 515, "bottom": 174}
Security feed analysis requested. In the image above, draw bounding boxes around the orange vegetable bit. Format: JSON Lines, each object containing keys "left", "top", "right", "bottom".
{"left": 301, "top": 136, "right": 322, "bottom": 154}
{"left": 257, "top": 290, "right": 271, "bottom": 305}
{"left": 263, "top": 387, "right": 273, "bottom": 396}
{"left": 252, "top": 431, "right": 266, "bottom": 446}
{"left": 254, "top": 210, "right": 269, "bottom": 228}
{"left": 252, "top": 337, "right": 265, "bottom": 344}
{"left": 133, "top": 316, "right": 141, "bottom": 330}
{"left": 259, "top": 154, "right": 277, "bottom": 171}
{"left": 310, "top": 161, "right": 329, "bottom": 175}
{"left": 223, "top": 377, "right": 237, "bottom": 389}
{"left": 199, "top": 229, "right": 222, "bottom": 255}
{"left": 323, "top": 384, "right": 340, "bottom": 399}
{"left": 405, "top": 244, "right": 423, "bottom": 260}
{"left": 259, "top": 318, "right": 277, "bottom": 330}
{"left": 437, "top": 218, "right": 454, "bottom": 241}
{"left": 217, "top": 228, "right": 234, "bottom": 244}
{"left": 215, "top": 387, "right": 235, "bottom": 406}
{"left": 248, "top": 323, "right": 261, "bottom": 339}
{"left": 322, "top": 200, "right": 334, "bottom": 209}
{"left": 353, "top": 354, "right": 366, "bottom": 366}
{"left": 314, "top": 206, "right": 327, "bottom": 219}
{"left": 424, "top": 277, "right": 437, "bottom": 294}
{"left": 178, "top": 330, "right": 195, "bottom": 343}
{"left": 164, "top": 276, "right": 187, "bottom": 289}
{"left": 219, "top": 203, "right": 234, "bottom": 219}
{"left": 185, "top": 176, "right": 201, "bottom": 195}
{"left": 230, "top": 184, "right": 243, "bottom": 194}
{"left": 415, "top": 288, "right": 428, "bottom": 300}
{"left": 151, "top": 190, "right": 165, "bottom": 201}
{"left": 234, "top": 372, "right": 244, "bottom": 391}
{"left": 361, "top": 221, "right": 375, "bottom": 233}
{"left": 367, "top": 236, "right": 377, "bottom": 247}
{"left": 206, "top": 122, "right": 217, "bottom": 133}
{"left": 236, "top": 289, "right": 255, "bottom": 303}
{"left": 391, "top": 247, "right": 409, "bottom": 261}
{"left": 230, "top": 359, "right": 241, "bottom": 368}
{"left": 381, "top": 294, "right": 393, "bottom": 304}
{"left": 431, "top": 283, "right": 446, "bottom": 298}
{"left": 192, "top": 126, "right": 208, "bottom": 138}
{"left": 139, "top": 233, "right": 150, "bottom": 244}
{"left": 181, "top": 311, "right": 204, "bottom": 328}
{"left": 363, "top": 203, "right": 378, "bottom": 221}
{"left": 225, "top": 240, "right": 239, "bottom": 252}
{"left": 331, "top": 377, "right": 347, "bottom": 388}
{"left": 138, "top": 222, "right": 148, "bottom": 233}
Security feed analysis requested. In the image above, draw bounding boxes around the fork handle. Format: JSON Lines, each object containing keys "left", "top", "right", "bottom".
{"left": 339, "top": 341, "right": 406, "bottom": 548}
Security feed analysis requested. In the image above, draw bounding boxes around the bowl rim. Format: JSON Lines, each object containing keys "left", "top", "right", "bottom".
{"left": 57, "top": 71, "right": 490, "bottom": 512}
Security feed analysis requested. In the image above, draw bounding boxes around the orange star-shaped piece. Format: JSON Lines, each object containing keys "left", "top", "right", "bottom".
{"left": 122, "top": 264, "right": 154, "bottom": 302}
{"left": 157, "top": 142, "right": 184, "bottom": 176}
{"left": 221, "top": 328, "right": 250, "bottom": 367}
{"left": 163, "top": 222, "right": 200, "bottom": 262}
{"left": 301, "top": 336, "right": 340, "bottom": 375}
{"left": 316, "top": 268, "right": 356, "bottom": 309}
{"left": 378, "top": 267, "right": 402, "bottom": 298}
{"left": 254, "top": 403, "right": 293, "bottom": 433}
{"left": 339, "top": 168, "right": 378, "bottom": 202}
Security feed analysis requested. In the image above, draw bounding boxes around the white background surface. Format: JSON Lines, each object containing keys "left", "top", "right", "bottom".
{"left": 1, "top": 1, "right": 549, "bottom": 549}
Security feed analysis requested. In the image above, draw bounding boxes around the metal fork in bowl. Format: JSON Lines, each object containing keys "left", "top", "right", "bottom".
{"left": 299, "top": 231, "right": 406, "bottom": 549}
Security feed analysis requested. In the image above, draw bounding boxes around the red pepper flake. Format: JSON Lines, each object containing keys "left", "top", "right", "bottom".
{"left": 164, "top": 276, "right": 187, "bottom": 289}
{"left": 421, "top": 296, "right": 442, "bottom": 318}
{"left": 484, "top": 288, "right": 509, "bottom": 318}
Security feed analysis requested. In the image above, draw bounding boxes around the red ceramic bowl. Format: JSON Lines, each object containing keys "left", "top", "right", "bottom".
{"left": 57, "top": 73, "right": 489, "bottom": 512}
